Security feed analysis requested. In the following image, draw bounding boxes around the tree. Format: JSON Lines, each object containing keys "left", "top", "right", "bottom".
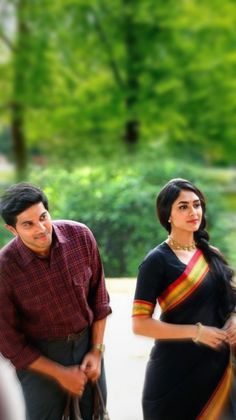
{"left": 0, "top": 0, "right": 54, "bottom": 178}
{"left": 1, "top": 0, "right": 236, "bottom": 169}
{"left": 0, "top": 0, "right": 28, "bottom": 179}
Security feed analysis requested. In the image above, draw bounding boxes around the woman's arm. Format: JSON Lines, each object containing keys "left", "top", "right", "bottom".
{"left": 132, "top": 316, "right": 227, "bottom": 349}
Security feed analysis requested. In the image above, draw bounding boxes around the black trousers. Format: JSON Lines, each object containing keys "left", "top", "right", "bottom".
{"left": 17, "top": 329, "right": 107, "bottom": 420}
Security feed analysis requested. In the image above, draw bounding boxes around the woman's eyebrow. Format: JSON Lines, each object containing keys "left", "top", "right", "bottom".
{"left": 177, "top": 199, "right": 200, "bottom": 204}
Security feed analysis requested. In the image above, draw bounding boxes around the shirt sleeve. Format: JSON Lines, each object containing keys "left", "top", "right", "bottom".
{"left": 132, "top": 249, "right": 165, "bottom": 317}
{"left": 84, "top": 227, "right": 112, "bottom": 321}
{"left": 0, "top": 275, "right": 41, "bottom": 369}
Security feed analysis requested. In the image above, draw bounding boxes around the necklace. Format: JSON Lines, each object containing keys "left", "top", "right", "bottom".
{"left": 168, "top": 236, "right": 196, "bottom": 251}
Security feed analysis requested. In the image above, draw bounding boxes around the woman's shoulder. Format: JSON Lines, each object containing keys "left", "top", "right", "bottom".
{"left": 141, "top": 242, "right": 168, "bottom": 268}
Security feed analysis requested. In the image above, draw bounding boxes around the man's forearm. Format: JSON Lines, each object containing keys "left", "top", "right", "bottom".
{"left": 28, "top": 356, "right": 87, "bottom": 395}
{"left": 91, "top": 318, "right": 107, "bottom": 347}
{"left": 79, "top": 318, "right": 107, "bottom": 381}
{"left": 29, "top": 355, "right": 64, "bottom": 382}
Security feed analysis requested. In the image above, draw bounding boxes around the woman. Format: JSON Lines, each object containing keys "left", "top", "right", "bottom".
{"left": 132, "top": 178, "right": 236, "bottom": 420}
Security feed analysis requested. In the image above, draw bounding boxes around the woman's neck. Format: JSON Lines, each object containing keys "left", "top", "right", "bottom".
{"left": 167, "top": 231, "right": 196, "bottom": 251}
{"left": 169, "top": 230, "right": 194, "bottom": 245}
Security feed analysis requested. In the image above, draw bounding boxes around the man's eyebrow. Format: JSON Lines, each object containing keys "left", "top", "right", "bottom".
{"left": 20, "top": 211, "right": 47, "bottom": 224}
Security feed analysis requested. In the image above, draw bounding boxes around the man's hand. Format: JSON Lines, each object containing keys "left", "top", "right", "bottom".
{"left": 56, "top": 365, "right": 88, "bottom": 396}
{"left": 80, "top": 350, "right": 102, "bottom": 382}
{"left": 29, "top": 356, "right": 88, "bottom": 397}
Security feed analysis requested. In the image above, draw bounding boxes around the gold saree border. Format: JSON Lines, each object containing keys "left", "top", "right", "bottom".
{"left": 132, "top": 299, "right": 154, "bottom": 317}
{"left": 158, "top": 250, "right": 209, "bottom": 313}
{"left": 197, "top": 361, "right": 233, "bottom": 420}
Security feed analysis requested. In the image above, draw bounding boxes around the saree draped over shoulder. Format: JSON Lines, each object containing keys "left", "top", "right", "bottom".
{"left": 133, "top": 242, "right": 233, "bottom": 420}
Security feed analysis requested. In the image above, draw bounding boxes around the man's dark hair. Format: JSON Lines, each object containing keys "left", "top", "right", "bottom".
{"left": 0, "top": 182, "right": 49, "bottom": 227}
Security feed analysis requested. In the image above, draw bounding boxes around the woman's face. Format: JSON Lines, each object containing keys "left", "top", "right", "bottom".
{"left": 169, "top": 189, "right": 203, "bottom": 234}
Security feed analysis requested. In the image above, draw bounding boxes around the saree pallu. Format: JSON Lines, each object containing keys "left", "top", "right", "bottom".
{"left": 134, "top": 246, "right": 234, "bottom": 420}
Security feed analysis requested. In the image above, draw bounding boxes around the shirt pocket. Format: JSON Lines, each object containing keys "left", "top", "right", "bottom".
{"left": 72, "top": 266, "right": 92, "bottom": 295}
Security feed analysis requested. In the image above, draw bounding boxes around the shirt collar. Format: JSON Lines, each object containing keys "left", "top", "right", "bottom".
{"left": 52, "top": 223, "right": 68, "bottom": 246}
{"left": 16, "top": 222, "right": 68, "bottom": 266}
{"left": 16, "top": 237, "right": 37, "bottom": 266}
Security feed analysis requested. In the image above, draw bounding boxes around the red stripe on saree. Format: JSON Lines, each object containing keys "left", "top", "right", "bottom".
{"left": 197, "top": 361, "right": 233, "bottom": 419}
{"left": 158, "top": 250, "right": 209, "bottom": 313}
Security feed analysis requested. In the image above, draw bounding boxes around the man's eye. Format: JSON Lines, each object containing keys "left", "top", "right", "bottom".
{"left": 40, "top": 214, "right": 48, "bottom": 221}
{"left": 23, "top": 223, "right": 31, "bottom": 228}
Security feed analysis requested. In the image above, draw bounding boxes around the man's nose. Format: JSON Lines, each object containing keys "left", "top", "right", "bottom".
{"left": 37, "top": 222, "right": 46, "bottom": 232}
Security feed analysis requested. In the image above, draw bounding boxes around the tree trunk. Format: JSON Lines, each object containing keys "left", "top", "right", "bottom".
{"left": 11, "top": 102, "right": 27, "bottom": 180}
{"left": 11, "top": 0, "right": 28, "bottom": 180}
{"left": 123, "top": 0, "right": 140, "bottom": 146}
{"left": 124, "top": 88, "right": 139, "bottom": 147}
{"left": 124, "top": 119, "right": 139, "bottom": 145}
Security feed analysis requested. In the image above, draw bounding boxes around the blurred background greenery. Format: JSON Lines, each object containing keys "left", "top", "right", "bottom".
{"left": 0, "top": 0, "right": 236, "bottom": 276}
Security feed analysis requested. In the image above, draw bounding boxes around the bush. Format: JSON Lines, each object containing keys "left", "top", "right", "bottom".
{"left": 0, "top": 158, "right": 234, "bottom": 276}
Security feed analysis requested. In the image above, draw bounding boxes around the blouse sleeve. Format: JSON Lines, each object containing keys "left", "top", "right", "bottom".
{"left": 132, "top": 249, "right": 165, "bottom": 317}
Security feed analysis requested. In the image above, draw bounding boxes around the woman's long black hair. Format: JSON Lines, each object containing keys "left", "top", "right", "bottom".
{"left": 156, "top": 178, "right": 236, "bottom": 322}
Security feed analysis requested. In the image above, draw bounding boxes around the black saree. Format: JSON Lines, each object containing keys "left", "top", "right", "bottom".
{"left": 133, "top": 243, "right": 233, "bottom": 420}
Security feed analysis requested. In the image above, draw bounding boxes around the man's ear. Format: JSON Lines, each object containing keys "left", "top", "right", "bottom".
{"left": 5, "top": 224, "right": 18, "bottom": 236}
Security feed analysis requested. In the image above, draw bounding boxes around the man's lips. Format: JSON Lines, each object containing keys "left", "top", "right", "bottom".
{"left": 35, "top": 232, "right": 49, "bottom": 240}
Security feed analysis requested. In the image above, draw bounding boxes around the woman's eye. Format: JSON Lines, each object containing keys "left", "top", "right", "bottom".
{"left": 179, "top": 205, "right": 187, "bottom": 210}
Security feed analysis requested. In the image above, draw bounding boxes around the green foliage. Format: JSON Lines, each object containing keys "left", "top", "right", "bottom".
{"left": 1, "top": 1, "right": 236, "bottom": 274}
{"left": 1, "top": 0, "right": 236, "bottom": 165}
{"left": 25, "top": 165, "right": 157, "bottom": 276}
{"left": 1, "top": 158, "right": 234, "bottom": 276}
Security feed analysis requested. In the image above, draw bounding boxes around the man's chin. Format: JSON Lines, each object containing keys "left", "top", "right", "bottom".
{"left": 36, "top": 237, "right": 52, "bottom": 249}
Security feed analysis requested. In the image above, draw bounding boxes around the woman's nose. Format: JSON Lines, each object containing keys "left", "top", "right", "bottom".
{"left": 189, "top": 206, "right": 196, "bottom": 215}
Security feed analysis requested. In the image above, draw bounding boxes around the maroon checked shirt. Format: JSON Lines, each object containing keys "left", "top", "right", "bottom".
{"left": 0, "top": 220, "right": 111, "bottom": 369}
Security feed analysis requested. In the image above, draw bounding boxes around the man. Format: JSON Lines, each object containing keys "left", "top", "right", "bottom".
{"left": 0, "top": 182, "right": 112, "bottom": 420}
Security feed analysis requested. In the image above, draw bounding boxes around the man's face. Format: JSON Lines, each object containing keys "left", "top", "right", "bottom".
{"left": 6, "top": 202, "right": 53, "bottom": 256}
